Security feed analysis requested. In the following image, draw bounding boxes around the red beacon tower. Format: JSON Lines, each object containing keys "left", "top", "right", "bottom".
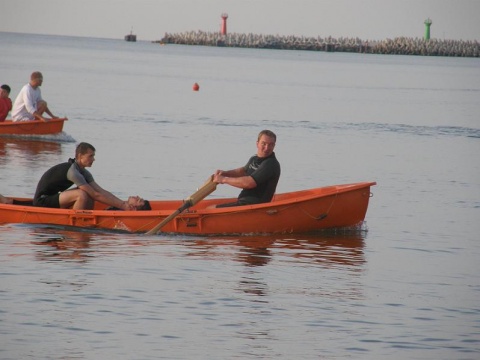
{"left": 221, "top": 13, "right": 228, "bottom": 35}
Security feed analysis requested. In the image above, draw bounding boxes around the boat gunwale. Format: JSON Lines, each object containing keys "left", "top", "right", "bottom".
{"left": 1, "top": 181, "right": 376, "bottom": 217}
{"left": 0, "top": 118, "right": 68, "bottom": 135}
{"left": 0, "top": 118, "right": 67, "bottom": 127}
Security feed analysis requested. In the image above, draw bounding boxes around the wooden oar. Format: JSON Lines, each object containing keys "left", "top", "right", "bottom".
{"left": 145, "top": 176, "right": 217, "bottom": 235}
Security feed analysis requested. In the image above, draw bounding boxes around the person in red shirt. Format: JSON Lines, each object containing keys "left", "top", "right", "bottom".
{"left": 0, "top": 84, "right": 12, "bottom": 121}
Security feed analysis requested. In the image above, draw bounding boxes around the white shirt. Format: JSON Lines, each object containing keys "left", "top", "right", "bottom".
{"left": 11, "top": 83, "right": 43, "bottom": 121}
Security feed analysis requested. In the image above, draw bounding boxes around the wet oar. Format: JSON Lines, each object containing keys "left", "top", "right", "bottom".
{"left": 146, "top": 176, "right": 217, "bottom": 235}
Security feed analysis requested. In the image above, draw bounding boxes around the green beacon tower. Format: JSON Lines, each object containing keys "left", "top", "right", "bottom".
{"left": 424, "top": 18, "right": 432, "bottom": 40}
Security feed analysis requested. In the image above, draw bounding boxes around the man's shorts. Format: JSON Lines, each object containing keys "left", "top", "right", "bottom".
{"left": 33, "top": 193, "right": 60, "bottom": 208}
{"left": 215, "top": 197, "right": 260, "bottom": 208}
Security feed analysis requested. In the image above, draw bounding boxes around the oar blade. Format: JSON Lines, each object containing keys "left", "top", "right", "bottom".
{"left": 145, "top": 208, "right": 181, "bottom": 235}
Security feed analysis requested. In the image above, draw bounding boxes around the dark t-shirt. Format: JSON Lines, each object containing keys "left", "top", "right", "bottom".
{"left": 33, "top": 159, "right": 94, "bottom": 205}
{"left": 238, "top": 152, "right": 281, "bottom": 204}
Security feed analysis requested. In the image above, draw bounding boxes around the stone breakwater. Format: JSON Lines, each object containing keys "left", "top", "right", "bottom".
{"left": 156, "top": 31, "right": 479, "bottom": 57}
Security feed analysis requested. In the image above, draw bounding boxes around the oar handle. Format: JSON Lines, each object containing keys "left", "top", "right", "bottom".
{"left": 186, "top": 176, "right": 217, "bottom": 206}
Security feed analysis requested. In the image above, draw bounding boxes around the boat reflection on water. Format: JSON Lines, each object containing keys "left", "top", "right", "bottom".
{"left": 26, "top": 226, "right": 367, "bottom": 301}
{"left": 27, "top": 226, "right": 366, "bottom": 272}
{"left": 28, "top": 226, "right": 141, "bottom": 263}
{"left": 188, "top": 231, "right": 366, "bottom": 268}
{"left": 188, "top": 231, "right": 367, "bottom": 300}
{"left": 30, "top": 228, "right": 98, "bottom": 263}
{"left": 0, "top": 138, "right": 62, "bottom": 159}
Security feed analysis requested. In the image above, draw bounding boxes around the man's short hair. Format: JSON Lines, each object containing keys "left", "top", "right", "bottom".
{"left": 1, "top": 84, "right": 11, "bottom": 94}
{"left": 31, "top": 71, "right": 43, "bottom": 80}
{"left": 75, "top": 142, "right": 96, "bottom": 158}
{"left": 139, "top": 200, "right": 151, "bottom": 210}
{"left": 258, "top": 130, "right": 277, "bottom": 142}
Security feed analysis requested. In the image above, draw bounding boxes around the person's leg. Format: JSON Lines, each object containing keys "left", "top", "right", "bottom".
{"left": 0, "top": 194, "right": 13, "bottom": 204}
{"left": 36, "top": 100, "right": 48, "bottom": 116}
{"left": 13, "top": 199, "right": 34, "bottom": 206}
{"left": 215, "top": 201, "right": 241, "bottom": 208}
{"left": 59, "top": 189, "right": 93, "bottom": 209}
{"left": 215, "top": 198, "right": 260, "bottom": 208}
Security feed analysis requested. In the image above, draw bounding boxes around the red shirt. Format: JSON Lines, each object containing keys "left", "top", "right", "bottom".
{"left": 0, "top": 97, "right": 12, "bottom": 121}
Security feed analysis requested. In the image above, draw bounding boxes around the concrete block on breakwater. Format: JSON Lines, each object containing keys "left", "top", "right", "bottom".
{"left": 154, "top": 31, "right": 479, "bottom": 58}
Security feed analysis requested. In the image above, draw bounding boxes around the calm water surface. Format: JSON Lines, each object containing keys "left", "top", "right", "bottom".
{"left": 1, "top": 32, "right": 479, "bottom": 359}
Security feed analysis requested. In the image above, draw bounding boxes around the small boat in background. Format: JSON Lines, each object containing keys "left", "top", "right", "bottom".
{"left": 125, "top": 29, "right": 137, "bottom": 42}
{"left": 0, "top": 118, "right": 67, "bottom": 136}
{"left": 0, "top": 182, "right": 376, "bottom": 235}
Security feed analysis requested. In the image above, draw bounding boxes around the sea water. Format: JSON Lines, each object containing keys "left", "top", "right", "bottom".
{"left": 0, "top": 32, "right": 479, "bottom": 359}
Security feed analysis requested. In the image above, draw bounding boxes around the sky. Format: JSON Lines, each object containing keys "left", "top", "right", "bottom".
{"left": 0, "top": 0, "right": 479, "bottom": 42}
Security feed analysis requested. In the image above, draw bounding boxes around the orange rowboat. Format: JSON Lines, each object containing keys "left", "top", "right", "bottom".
{"left": 0, "top": 118, "right": 67, "bottom": 136}
{"left": 0, "top": 182, "right": 376, "bottom": 235}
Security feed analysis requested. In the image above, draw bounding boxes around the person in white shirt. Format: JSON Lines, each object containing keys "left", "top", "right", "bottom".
{"left": 12, "top": 71, "right": 59, "bottom": 122}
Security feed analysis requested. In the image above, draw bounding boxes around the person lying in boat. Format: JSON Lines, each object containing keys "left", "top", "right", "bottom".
{"left": 11, "top": 71, "right": 61, "bottom": 122}
{"left": 105, "top": 196, "right": 151, "bottom": 211}
{"left": 0, "top": 84, "right": 12, "bottom": 121}
{"left": 212, "top": 129, "right": 281, "bottom": 208}
{"left": 32, "top": 142, "right": 140, "bottom": 211}
{"left": 0, "top": 194, "right": 151, "bottom": 210}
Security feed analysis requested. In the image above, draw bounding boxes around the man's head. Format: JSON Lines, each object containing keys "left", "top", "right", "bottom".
{"left": 127, "top": 196, "right": 152, "bottom": 210}
{"left": 1, "top": 84, "right": 11, "bottom": 98}
{"left": 256, "top": 130, "right": 277, "bottom": 158}
{"left": 30, "top": 71, "right": 44, "bottom": 87}
{"left": 75, "top": 142, "right": 96, "bottom": 168}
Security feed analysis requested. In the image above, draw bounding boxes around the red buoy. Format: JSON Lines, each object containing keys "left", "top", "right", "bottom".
{"left": 193, "top": 82, "right": 200, "bottom": 91}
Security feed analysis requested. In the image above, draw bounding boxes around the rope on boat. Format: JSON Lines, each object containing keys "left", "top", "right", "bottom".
{"left": 299, "top": 192, "right": 338, "bottom": 221}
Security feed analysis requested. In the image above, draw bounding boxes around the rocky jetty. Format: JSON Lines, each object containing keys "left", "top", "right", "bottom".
{"left": 155, "top": 31, "right": 479, "bottom": 58}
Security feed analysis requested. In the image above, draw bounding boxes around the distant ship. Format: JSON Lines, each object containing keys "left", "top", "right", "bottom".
{"left": 125, "top": 29, "right": 136, "bottom": 42}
